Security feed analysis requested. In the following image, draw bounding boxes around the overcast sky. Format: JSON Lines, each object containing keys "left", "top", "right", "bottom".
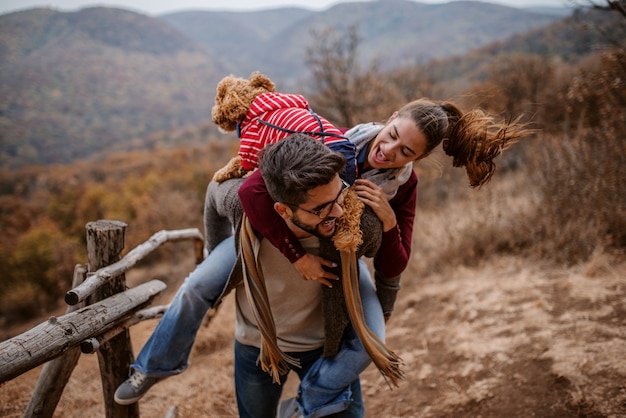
{"left": 0, "top": 0, "right": 568, "bottom": 16}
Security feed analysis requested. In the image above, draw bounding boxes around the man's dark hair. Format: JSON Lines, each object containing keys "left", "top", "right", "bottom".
{"left": 259, "top": 133, "right": 346, "bottom": 205}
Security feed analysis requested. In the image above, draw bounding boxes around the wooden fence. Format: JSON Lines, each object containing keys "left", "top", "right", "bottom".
{"left": 0, "top": 220, "right": 204, "bottom": 418}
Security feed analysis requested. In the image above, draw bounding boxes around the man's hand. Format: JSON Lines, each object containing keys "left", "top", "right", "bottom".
{"left": 293, "top": 253, "right": 339, "bottom": 288}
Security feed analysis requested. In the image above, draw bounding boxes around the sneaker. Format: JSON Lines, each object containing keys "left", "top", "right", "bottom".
{"left": 114, "top": 370, "right": 161, "bottom": 405}
{"left": 277, "top": 397, "right": 303, "bottom": 418}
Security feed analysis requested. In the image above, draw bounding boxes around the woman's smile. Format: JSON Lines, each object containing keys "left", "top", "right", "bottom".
{"left": 373, "top": 146, "right": 389, "bottom": 165}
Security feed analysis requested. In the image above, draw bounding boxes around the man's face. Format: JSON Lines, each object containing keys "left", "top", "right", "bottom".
{"left": 279, "top": 175, "right": 347, "bottom": 239}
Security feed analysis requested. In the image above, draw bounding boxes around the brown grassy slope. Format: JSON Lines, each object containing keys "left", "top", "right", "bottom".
{"left": 1, "top": 168, "right": 625, "bottom": 417}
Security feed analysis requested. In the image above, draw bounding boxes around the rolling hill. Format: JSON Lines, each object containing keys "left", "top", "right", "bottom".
{"left": 0, "top": 1, "right": 570, "bottom": 168}
{"left": 0, "top": 7, "right": 225, "bottom": 167}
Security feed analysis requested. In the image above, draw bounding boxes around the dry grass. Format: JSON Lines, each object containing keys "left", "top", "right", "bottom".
{"left": 410, "top": 127, "right": 626, "bottom": 276}
{"left": 523, "top": 131, "right": 626, "bottom": 263}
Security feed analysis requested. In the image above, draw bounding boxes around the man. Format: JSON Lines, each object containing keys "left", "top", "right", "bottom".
{"left": 115, "top": 134, "right": 388, "bottom": 417}
{"left": 233, "top": 134, "right": 390, "bottom": 418}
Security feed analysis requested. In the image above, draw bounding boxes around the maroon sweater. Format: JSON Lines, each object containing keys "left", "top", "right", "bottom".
{"left": 238, "top": 169, "right": 417, "bottom": 278}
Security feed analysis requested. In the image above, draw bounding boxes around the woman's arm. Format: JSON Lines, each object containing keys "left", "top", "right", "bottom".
{"left": 375, "top": 172, "right": 417, "bottom": 277}
{"left": 353, "top": 172, "right": 416, "bottom": 318}
{"left": 354, "top": 172, "right": 417, "bottom": 278}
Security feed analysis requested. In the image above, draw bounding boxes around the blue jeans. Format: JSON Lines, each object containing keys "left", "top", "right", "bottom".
{"left": 235, "top": 341, "right": 363, "bottom": 418}
{"left": 131, "top": 236, "right": 237, "bottom": 377}
{"left": 132, "top": 237, "right": 384, "bottom": 418}
{"left": 235, "top": 258, "right": 385, "bottom": 418}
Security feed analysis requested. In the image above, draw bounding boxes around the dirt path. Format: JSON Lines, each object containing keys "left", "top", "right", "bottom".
{"left": 362, "top": 255, "right": 626, "bottom": 417}
{"left": 1, "top": 255, "right": 625, "bottom": 417}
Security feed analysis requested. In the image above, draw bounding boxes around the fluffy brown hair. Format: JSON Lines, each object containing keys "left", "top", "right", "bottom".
{"left": 211, "top": 72, "right": 275, "bottom": 132}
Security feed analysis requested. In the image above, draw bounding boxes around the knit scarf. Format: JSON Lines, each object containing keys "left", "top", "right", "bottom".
{"left": 240, "top": 214, "right": 404, "bottom": 387}
{"left": 346, "top": 122, "right": 414, "bottom": 199}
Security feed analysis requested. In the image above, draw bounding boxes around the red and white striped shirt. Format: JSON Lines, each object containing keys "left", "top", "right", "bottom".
{"left": 238, "top": 92, "right": 345, "bottom": 170}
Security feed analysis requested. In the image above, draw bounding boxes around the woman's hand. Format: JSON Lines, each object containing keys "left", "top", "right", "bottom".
{"left": 353, "top": 179, "right": 397, "bottom": 232}
{"left": 293, "top": 253, "right": 339, "bottom": 288}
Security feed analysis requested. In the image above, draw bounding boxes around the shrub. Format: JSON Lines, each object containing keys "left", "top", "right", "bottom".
{"left": 0, "top": 223, "right": 80, "bottom": 324}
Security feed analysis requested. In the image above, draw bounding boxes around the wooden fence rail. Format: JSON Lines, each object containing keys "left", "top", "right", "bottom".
{"left": 0, "top": 220, "right": 204, "bottom": 418}
{"left": 0, "top": 280, "right": 166, "bottom": 383}
{"left": 65, "top": 227, "right": 204, "bottom": 306}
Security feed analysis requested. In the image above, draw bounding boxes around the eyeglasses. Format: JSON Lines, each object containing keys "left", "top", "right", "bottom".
{"left": 287, "top": 179, "right": 350, "bottom": 219}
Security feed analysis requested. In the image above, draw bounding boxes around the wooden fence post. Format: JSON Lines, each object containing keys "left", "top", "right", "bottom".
{"left": 22, "top": 264, "right": 87, "bottom": 417}
{"left": 86, "top": 220, "right": 139, "bottom": 418}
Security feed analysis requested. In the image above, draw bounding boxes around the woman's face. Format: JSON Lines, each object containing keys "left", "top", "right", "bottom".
{"left": 365, "top": 114, "right": 427, "bottom": 170}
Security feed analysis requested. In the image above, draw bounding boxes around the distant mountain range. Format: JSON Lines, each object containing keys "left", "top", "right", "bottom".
{"left": 160, "top": 1, "right": 565, "bottom": 84}
{"left": 0, "top": 1, "right": 591, "bottom": 167}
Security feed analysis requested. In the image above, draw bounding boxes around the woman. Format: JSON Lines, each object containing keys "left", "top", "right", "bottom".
{"left": 238, "top": 98, "right": 531, "bottom": 318}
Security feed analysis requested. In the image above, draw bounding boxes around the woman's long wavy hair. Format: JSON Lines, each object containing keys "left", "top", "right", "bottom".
{"left": 397, "top": 99, "right": 533, "bottom": 188}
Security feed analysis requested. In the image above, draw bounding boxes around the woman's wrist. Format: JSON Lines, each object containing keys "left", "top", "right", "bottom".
{"left": 382, "top": 219, "right": 397, "bottom": 232}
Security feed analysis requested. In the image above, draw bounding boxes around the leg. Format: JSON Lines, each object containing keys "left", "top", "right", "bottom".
{"left": 234, "top": 341, "right": 289, "bottom": 418}
{"left": 326, "top": 380, "right": 363, "bottom": 418}
{"left": 293, "top": 352, "right": 364, "bottom": 418}
{"left": 296, "top": 260, "right": 384, "bottom": 417}
{"left": 132, "top": 235, "right": 237, "bottom": 377}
